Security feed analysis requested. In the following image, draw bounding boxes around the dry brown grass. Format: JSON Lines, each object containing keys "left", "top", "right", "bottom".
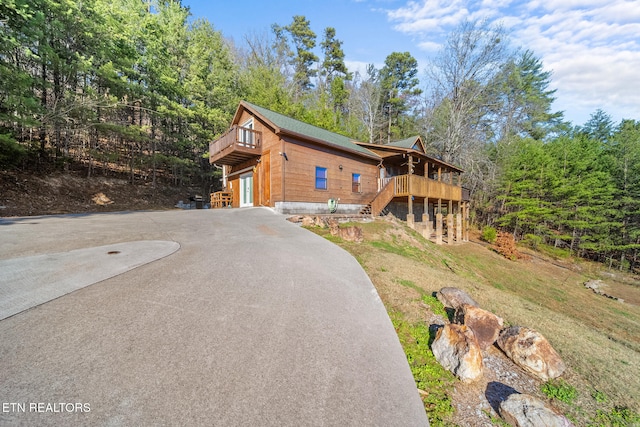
{"left": 312, "top": 218, "right": 640, "bottom": 424}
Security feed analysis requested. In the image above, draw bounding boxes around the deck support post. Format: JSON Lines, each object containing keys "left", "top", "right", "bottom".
{"left": 422, "top": 209, "right": 431, "bottom": 239}
{"left": 462, "top": 201, "right": 469, "bottom": 242}
{"left": 447, "top": 200, "right": 454, "bottom": 245}
{"left": 407, "top": 155, "right": 413, "bottom": 227}
{"left": 456, "top": 212, "right": 462, "bottom": 242}
{"left": 406, "top": 213, "right": 414, "bottom": 228}
{"left": 436, "top": 212, "right": 443, "bottom": 245}
{"left": 461, "top": 202, "right": 466, "bottom": 242}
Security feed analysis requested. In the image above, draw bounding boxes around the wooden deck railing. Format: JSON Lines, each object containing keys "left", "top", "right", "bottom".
{"left": 370, "top": 174, "right": 462, "bottom": 216}
{"left": 371, "top": 179, "right": 396, "bottom": 216}
{"left": 209, "top": 125, "right": 261, "bottom": 165}
{"left": 210, "top": 191, "right": 233, "bottom": 208}
{"left": 394, "top": 175, "right": 462, "bottom": 200}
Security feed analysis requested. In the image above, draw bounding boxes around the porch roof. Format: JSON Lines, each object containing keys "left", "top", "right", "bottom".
{"left": 385, "top": 136, "right": 426, "bottom": 152}
{"left": 356, "top": 141, "right": 463, "bottom": 173}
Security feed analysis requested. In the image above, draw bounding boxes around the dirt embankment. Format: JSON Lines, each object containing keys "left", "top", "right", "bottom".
{"left": 0, "top": 170, "right": 198, "bottom": 217}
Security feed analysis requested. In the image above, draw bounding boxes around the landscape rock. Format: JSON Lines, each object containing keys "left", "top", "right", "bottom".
{"left": 314, "top": 216, "right": 327, "bottom": 228}
{"left": 301, "top": 216, "right": 315, "bottom": 227}
{"left": 328, "top": 219, "right": 363, "bottom": 243}
{"left": 454, "top": 304, "right": 504, "bottom": 350}
{"left": 584, "top": 280, "right": 624, "bottom": 302}
{"left": 584, "top": 279, "right": 605, "bottom": 292}
{"left": 496, "top": 326, "right": 566, "bottom": 381}
{"left": 499, "top": 393, "right": 574, "bottom": 427}
{"left": 431, "top": 323, "right": 483, "bottom": 382}
{"left": 436, "top": 287, "right": 479, "bottom": 310}
{"left": 92, "top": 192, "right": 113, "bottom": 205}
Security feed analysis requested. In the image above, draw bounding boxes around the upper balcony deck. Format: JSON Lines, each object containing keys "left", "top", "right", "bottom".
{"left": 209, "top": 125, "right": 262, "bottom": 166}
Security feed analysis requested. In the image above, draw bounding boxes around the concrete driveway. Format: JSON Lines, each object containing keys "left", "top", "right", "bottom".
{"left": 0, "top": 208, "right": 428, "bottom": 426}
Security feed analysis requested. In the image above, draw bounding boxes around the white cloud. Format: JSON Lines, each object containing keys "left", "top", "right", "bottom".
{"left": 417, "top": 40, "right": 441, "bottom": 52}
{"left": 383, "top": 0, "right": 640, "bottom": 123}
{"left": 345, "top": 60, "right": 382, "bottom": 78}
{"left": 386, "top": 0, "right": 470, "bottom": 33}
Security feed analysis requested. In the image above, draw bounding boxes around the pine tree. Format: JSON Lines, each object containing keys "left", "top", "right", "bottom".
{"left": 284, "top": 15, "right": 318, "bottom": 98}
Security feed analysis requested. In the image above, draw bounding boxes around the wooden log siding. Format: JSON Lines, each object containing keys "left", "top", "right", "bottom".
{"left": 279, "top": 137, "right": 379, "bottom": 205}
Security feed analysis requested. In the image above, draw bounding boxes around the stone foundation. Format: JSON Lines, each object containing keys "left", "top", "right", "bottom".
{"left": 275, "top": 201, "right": 366, "bottom": 215}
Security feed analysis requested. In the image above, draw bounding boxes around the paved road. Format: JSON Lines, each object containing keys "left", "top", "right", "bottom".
{"left": 0, "top": 208, "right": 429, "bottom": 426}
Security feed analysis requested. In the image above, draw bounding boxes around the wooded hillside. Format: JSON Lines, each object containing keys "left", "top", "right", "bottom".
{"left": 1, "top": 0, "right": 639, "bottom": 270}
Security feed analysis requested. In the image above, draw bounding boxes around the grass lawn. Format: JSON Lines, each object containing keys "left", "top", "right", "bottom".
{"left": 307, "top": 217, "right": 640, "bottom": 426}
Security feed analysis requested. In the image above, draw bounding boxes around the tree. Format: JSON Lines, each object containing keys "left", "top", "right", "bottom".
{"left": 320, "top": 27, "right": 351, "bottom": 116}
{"left": 490, "top": 50, "right": 562, "bottom": 144}
{"left": 607, "top": 120, "right": 640, "bottom": 269}
{"left": 350, "top": 65, "right": 383, "bottom": 143}
{"left": 186, "top": 19, "right": 240, "bottom": 139}
{"left": 424, "top": 19, "right": 510, "bottom": 164}
{"left": 495, "top": 138, "right": 555, "bottom": 238}
{"left": 320, "top": 27, "right": 350, "bottom": 84}
{"left": 0, "top": 0, "right": 42, "bottom": 134}
{"left": 379, "top": 51, "right": 421, "bottom": 142}
{"left": 283, "top": 15, "right": 318, "bottom": 98}
{"left": 582, "top": 109, "right": 614, "bottom": 143}
{"left": 240, "top": 29, "right": 297, "bottom": 115}
{"left": 547, "top": 135, "right": 618, "bottom": 256}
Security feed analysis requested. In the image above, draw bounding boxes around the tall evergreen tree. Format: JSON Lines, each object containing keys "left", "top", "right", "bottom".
{"left": 320, "top": 27, "right": 351, "bottom": 116}
{"left": 496, "top": 138, "right": 555, "bottom": 238}
{"left": 607, "top": 120, "right": 640, "bottom": 269}
{"left": 491, "top": 50, "right": 562, "bottom": 144}
{"left": 283, "top": 15, "right": 318, "bottom": 98}
{"left": 320, "top": 27, "right": 350, "bottom": 84}
{"left": 379, "top": 51, "right": 421, "bottom": 142}
{"left": 582, "top": 109, "right": 614, "bottom": 143}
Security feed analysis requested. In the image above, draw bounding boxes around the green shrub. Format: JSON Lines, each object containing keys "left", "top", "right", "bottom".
{"left": 481, "top": 226, "right": 497, "bottom": 244}
{"left": 0, "top": 133, "right": 28, "bottom": 168}
{"left": 522, "top": 233, "right": 543, "bottom": 249}
{"left": 591, "top": 389, "right": 608, "bottom": 404}
{"left": 541, "top": 379, "right": 578, "bottom": 404}
{"left": 589, "top": 406, "right": 640, "bottom": 426}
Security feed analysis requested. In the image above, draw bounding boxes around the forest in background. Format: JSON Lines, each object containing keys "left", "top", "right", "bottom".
{"left": 1, "top": 0, "right": 639, "bottom": 271}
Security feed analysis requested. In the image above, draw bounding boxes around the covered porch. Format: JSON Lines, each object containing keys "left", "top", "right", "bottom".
{"left": 360, "top": 140, "right": 469, "bottom": 244}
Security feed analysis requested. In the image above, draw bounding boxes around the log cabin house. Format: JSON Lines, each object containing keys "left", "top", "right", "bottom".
{"left": 210, "top": 101, "right": 469, "bottom": 243}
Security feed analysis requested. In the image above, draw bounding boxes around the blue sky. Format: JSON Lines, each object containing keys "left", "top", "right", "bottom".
{"left": 184, "top": 0, "right": 640, "bottom": 127}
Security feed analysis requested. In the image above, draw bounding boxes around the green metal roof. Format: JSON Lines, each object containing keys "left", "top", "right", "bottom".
{"left": 241, "top": 101, "right": 379, "bottom": 159}
{"left": 385, "top": 136, "right": 423, "bottom": 151}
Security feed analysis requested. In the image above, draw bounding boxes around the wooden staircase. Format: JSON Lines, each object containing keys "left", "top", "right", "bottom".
{"left": 359, "top": 204, "right": 371, "bottom": 215}
{"left": 361, "top": 179, "right": 396, "bottom": 217}
{"left": 359, "top": 203, "right": 390, "bottom": 216}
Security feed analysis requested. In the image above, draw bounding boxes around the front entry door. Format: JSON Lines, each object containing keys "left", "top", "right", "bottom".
{"left": 240, "top": 172, "right": 253, "bottom": 207}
